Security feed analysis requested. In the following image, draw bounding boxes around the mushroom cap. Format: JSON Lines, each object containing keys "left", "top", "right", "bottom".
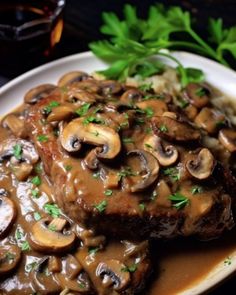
{"left": 184, "top": 83, "right": 210, "bottom": 108}
{"left": 0, "top": 197, "right": 16, "bottom": 238}
{"left": 29, "top": 218, "right": 76, "bottom": 253}
{"left": 24, "top": 84, "right": 57, "bottom": 104}
{"left": 96, "top": 259, "right": 130, "bottom": 291}
{"left": 58, "top": 71, "right": 90, "bottom": 87}
{"left": 60, "top": 118, "right": 121, "bottom": 159}
{"left": 218, "top": 129, "right": 236, "bottom": 153}
{"left": 186, "top": 148, "right": 215, "bottom": 180}
{"left": 143, "top": 135, "right": 178, "bottom": 166}
{"left": 0, "top": 138, "right": 39, "bottom": 164}
{"left": 0, "top": 244, "right": 21, "bottom": 275}
{"left": 47, "top": 105, "right": 74, "bottom": 123}
{"left": 152, "top": 115, "right": 201, "bottom": 142}
{"left": 127, "top": 150, "right": 160, "bottom": 192}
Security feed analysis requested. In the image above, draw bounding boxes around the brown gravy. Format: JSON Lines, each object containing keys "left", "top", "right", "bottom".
{"left": 1, "top": 75, "right": 236, "bottom": 295}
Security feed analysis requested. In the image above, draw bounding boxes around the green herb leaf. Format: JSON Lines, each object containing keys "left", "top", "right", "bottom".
{"left": 163, "top": 167, "right": 180, "bottom": 182}
{"left": 75, "top": 103, "right": 91, "bottom": 117}
{"left": 44, "top": 203, "right": 61, "bottom": 218}
{"left": 20, "top": 241, "right": 31, "bottom": 251}
{"left": 224, "top": 256, "right": 232, "bottom": 266}
{"left": 37, "top": 135, "right": 48, "bottom": 143}
{"left": 139, "top": 203, "right": 146, "bottom": 211}
{"left": 5, "top": 252, "right": 15, "bottom": 262}
{"left": 64, "top": 165, "right": 72, "bottom": 171}
{"left": 138, "top": 83, "right": 153, "bottom": 92}
{"left": 104, "top": 189, "right": 113, "bottom": 196}
{"left": 88, "top": 247, "right": 100, "bottom": 255}
{"left": 168, "top": 192, "right": 189, "bottom": 210}
{"left": 195, "top": 87, "right": 207, "bottom": 97}
{"left": 117, "top": 167, "right": 137, "bottom": 181}
{"left": 93, "top": 172, "right": 100, "bottom": 179}
{"left": 83, "top": 116, "right": 104, "bottom": 125}
{"left": 191, "top": 186, "right": 203, "bottom": 195}
{"left": 31, "top": 176, "right": 41, "bottom": 186}
{"left": 33, "top": 212, "right": 41, "bottom": 221}
{"left": 31, "top": 189, "right": 39, "bottom": 198}
{"left": 94, "top": 200, "right": 107, "bottom": 213}
{"left": 13, "top": 144, "right": 22, "bottom": 160}
{"left": 159, "top": 125, "right": 168, "bottom": 132}
{"left": 122, "top": 137, "right": 134, "bottom": 144}
{"left": 121, "top": 263, "right": 138, "bottom": 273}
{"left": 43, "top": 101, "right": 60, "bottom": 115}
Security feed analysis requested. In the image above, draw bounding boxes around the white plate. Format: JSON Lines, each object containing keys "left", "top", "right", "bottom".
{"left": 1, "top": 51, "right": 236, "bottom": 294}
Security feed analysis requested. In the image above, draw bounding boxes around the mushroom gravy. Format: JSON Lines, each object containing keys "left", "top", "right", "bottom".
{"left": 1, "top": 70, "right": 236, "bottom": 294}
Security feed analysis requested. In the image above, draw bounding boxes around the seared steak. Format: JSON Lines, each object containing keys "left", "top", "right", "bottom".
{"left": 26, "top": 75, "right": 236, "bottom": 240}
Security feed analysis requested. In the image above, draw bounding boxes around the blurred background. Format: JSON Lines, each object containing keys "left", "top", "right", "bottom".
{"left": 0, "top": 0, "right": 236, "bottom": 294}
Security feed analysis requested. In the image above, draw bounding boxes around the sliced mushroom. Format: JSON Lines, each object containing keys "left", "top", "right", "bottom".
{"left": 126, "top": 150, "right": 160, "bottom": 192}
{"left": 11, "top": 162, "right": 33, "bottom": 181}
{"left": 24, "top": 84, "right": 57, "bottom": 104}
{"left": 2, "top": 114, "right": 27, "bottom": 138}
{"left": 83, "top": 149, "right": 100, "bottom": 170}
{"left": 60, "top": 118, "right": 121, "bottom": 159}
{"left": 184, "top": 83, "right": 210, "bottom": 108}
{"left": 218, "top": 129, "right": 236, "bottom": 153}
{"left": 31, "top": 256, "right": 62, "bottom": 294}
{"left": 56, "top": 270, "right": 91, "bottom": 293}
{"left": 0, "top": 244, "right": 21, "bottom": 275}
{"left": 0, "top": 138, "right": 39, "bottom": 164}
{"left": 30, "top": 218, "right": 76, "bottom": 253}
{"left": 186, "top": 148, "right": 215, "bottom": 180}
{"left": 0, "top": 197, "right": 16, "bottom": 238}
{"left": 47, "top": 105, "right": 74, "bottom": 122}
{"left": 195, "top": 107, "right": 225, "bottom": 134}
{"left": 77, "top": 227, "right": 106, "bottom": 248}
{"left": 152, "top": 115, "right": 201, "bottom": 142}
{"left": 96, "top": 259, "right": 130, "bottom": 291}
{"left": 99, "top": 80, "right": 122, "bottom": 95}
{"left": 143, "top": 135, "right": 178, "bottom": 166}
{"left": 120, "top": 89, "right": 143, "bottom": 104}
{"left": 67, "top": 88, "right": 98, "bottom": 103}
{"left": 58, "top": 71, "right": 90, "bottom": 87}
{"left": 136, "top": 99, "right": 168, "bottom": 117}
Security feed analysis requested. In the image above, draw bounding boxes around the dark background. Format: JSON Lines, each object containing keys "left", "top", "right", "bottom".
{"left": 1, "top": 0, "right": 236, "bottom": 293}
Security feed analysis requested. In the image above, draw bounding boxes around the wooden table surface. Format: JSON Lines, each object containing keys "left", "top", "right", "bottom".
{"left": 1, "top": 0, "right": 236, "bottom": 293}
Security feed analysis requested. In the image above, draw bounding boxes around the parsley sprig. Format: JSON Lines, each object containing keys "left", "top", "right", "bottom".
{"left": 90, "top": 4, "right": 236, "bottom": 87}
{"left": 168, "top": 192, "right": 189, "bottom": 210}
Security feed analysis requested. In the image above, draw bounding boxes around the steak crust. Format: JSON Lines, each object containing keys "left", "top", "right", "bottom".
{"left": 26, "top": 79, "right": 236, "bottom": 240}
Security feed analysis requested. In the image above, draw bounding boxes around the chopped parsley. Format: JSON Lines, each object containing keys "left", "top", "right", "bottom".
{"left": 44, "top": 203, "right": 61, "bottom": 218}
{"left": 34, "top": 163, "right": 42, "bottom": 174}
{"left": 31, "top": 176, "right": 41, "bottom": 186}
{"left": 25, "top": 261, "right": 38, "bottom": 272}
{"left": 5, "top": 252, "right": 15, "bottom": 262}
{"left": 122, "top": 137, "right": 134, "bottom": 144}
{"left": 88, "top": 247, "right": 100, "bottom": 255}
{"left": 224, "top": 256, "right": 232, "bottom": 266}
{"left": 159, "top": 124, "right": 168, "bottom": 132}
{"left": 75, "top": 103, "right": 91, "bottom": 117}
{"left": 20, "top": 241, "right": 31, "bottom": 251}
{"left": 43, "top": 101, "right": 60, "bottom": 115}
{"left": 121, "top": 263, "right": 138, "bottom": 273}
{"left": 139, "top": 203, "right": 146, "bottom": 211}
{"left": 144, "top": 107, "right": 154, "bottom": 118}
{"left": 145, "top": 143, "right": 153, "bottom": 149}
{"left": 195, "top": 87, "right": 207, "bottom": 97}
{"left": 91, "top": 130, "right": 99, "bottom": 137}
{"left": 216, "top": 120, "right": 225, "bottom": 128}
{"left": 138, "top": 82, "right": 153, "bottom": 92}
{"left": 104, "top": 189, "right": 113, "bottom": 196}
{"left": 94, "top": 200, "right": 107, "bottom": 213}
{"left": 37, "top": 135, "right": 48, "bottom": 142}
{"left": 33, "top": 212, "right": 41, "bottom": 221}
{"left": 78, "top": 282, "right": 86, "bottom": 289}
{"left": 64, "top": 165, "right": 72, "bottom": 171}
{"left": 191, "top": 185, "right": 203, "bottom": 195}
{"left": 31, "top": 189, "right": 39, "bottom": 198}
{"left": 163, "top": 167, "right": 180, "bottom": 182}
{"left": 83, "top": 116, "right": 104, "bottom": 125}
{"left": 48, "top": 225, "right": 57, "bottom": 232}
{"left": 92, "top": 172, "right": 100, "bottom": 179}
{"left": 13, "top": 144, "right": 22, "bottom": 160}
{"left": 117, "top": 167, "right": 137, "bottom": 181}
{"left": 15, "top": 228, "right": 23, "bottom": 240}
{"left": 168, "top": 192, "right": 190, "bottom": 210}
{"left": 179, "top": 100, "right": 189, "bottom": 108}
